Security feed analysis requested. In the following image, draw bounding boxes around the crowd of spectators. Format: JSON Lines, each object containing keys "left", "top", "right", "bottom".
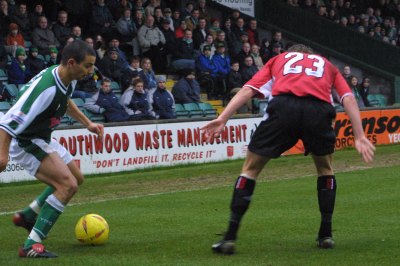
{"left": 0, "top": 0, "right": 284, "bottom": 119}
{"left": 287, "top": 0, "right": 400, "bottom": 47}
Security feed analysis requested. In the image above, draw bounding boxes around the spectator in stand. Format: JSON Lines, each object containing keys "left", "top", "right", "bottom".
{"left": 317, "top": 5, "right": 328, "bottom": 18}
{"left": 251, "top": 44, "right": 264, "bottom": 70}
{"left": 149, "top": 75, "right": 177, "bottom": 119}
{"left": 181, "top": 1, "right": 194, "bottom": 19}
{"left": 160, "top": 18, "right": 177, "bottom": 65}
{"left": 235, "top": 41, "right": 252, "bottom": 68}
{"left": 24, "top": 47, "right": 46, "bottom": 77}
{"left": 122, "top": 56, "right": 143, "bottom": 92}
{"left": 171, "top": 29, "right": 197, "bottom": 71}
{"left": 108, "top": 37, "right": 129, "bottom": 70}
{"left": 240, "top": 55, "right": 258, "bottom": 83}
{"left": 139, "top": 57, "right": 157, "bottom": 92}
{"left": 119, "top": 77, "right": 155, "bottom": 120}
{"left": 171, "top": 9, "right": 181, "bottom": 30}
{"left": 359, "top": 77, "right": 371, "bottom": 107}
{"left": 84, "top": 36, "right": 101, "bottom": 62}
{"left": 0, "top": 0, "right": 12, "bottom": 38}
{"left": 199, "top": 34, "right": 216, "bottom": 56}
{"left": 232, "top": 17, "right": 246, "bottom": 42}
{"left": 197, "top": 0, "right": 209, "bottom": 21}
{"left": 222, "top": 18, "right": 235, "bottom": 56}
{"left": 145, "top": 0, "right": 160, "bottom": 17}
{"left": 91, "top": 0, "right": 116, "bottom": 35}
{"left": 153, "top": 6, "right": 164, "bottom": 28}
{"left": 193, "top": 17, "right": 208, "bottom": 50}
{"left": 259, "top": 38, "right": 271, "bottom": 64}
{"left": 232, "top": 32, "right": 249, "bottom": 58}
{"left": 112, "top": 0, "right": 133, "bottom": 20}
{"left": 137, "top": 15, "right": 167, "bottom": 73}
{"left": 162, "top": 7, "right": 174, "bottom": 30}
{"left": 342, "top": 65, "right": 352, "bottom": 83}
{"left": 52, "top": 10, "right": 72, "bottom": 47}
{"left": 185, "top": 8, "right": 200, "bottom": 31}
{"left": 229, "top": 9, "right": 241, "bottom": 24}
{"left": 196, "top": 44, "right": 218, "bottom": 99}
{"left": 267, "top": 42, "right": 283, "bottom": 62}
{"left": 71, "top": 26, "right": 82, "bottom": 41}
{"left": 246, "top": 19, "right": 260, "bottom": 46}
{"left": 5, "top": 23, "right": 24, "bottom": 57}
{"left": 46, "top": 47, "right": 60, "bottom": 67}
{"left": 84, "top": 78, "right": 136, "bottom": 122}
{"left": 214, "top": 30, "right": 229, "bottom": 53}
{"left": 7, "top": 47, "right": 30, "bottom": 85}
{"left": 213, "top": 43, "right": 231, "bottom": 78}
{"left": 10, "top": 3, "right": 30, "bottom": 39}
{"left": 269, "top": 31, "right": 284, "bottom": 53}
{"left": 73, "top": 67, "right": 103, "bottom": 100}
{"left": 32, "top": 16, "right": 60, "bottom": 55}
{"left": 172, "top": 68, "right": 201, "bottom": 104}
{"left": 175, "top": 19, "right": 188, "bottom": 39}
{"left": 208, "top": 17, "right": 221, "bottom": 40}
{"left": 133, "top": 8, "right": 145, "bottom": 30}
{"left": 227, "top": 60, "right": 243, "bottom": 96}
{"left": 347, "top": 76, "right": 364, "bottom": 108}
{"left": 98, "top": 47, "right": 125, "bottom": 84}
{"left": 29, "top": 3, "right": 44, "bottom": 31}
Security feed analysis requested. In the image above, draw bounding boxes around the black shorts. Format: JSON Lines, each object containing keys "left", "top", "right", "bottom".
{"left": 248, "top": 95, "right": 336, "bottom": 158}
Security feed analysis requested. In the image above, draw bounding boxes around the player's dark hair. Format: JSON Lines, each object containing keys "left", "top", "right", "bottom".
{"left": 287, "top": 44, "right": 314, "bottom": 54}
{"left": 61, "top": 40, "right": 96, "bottom": 65}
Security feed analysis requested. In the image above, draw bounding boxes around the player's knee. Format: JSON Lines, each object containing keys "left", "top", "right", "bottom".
{"left": 58, "top": 175, "right": 79, "bottom": 198}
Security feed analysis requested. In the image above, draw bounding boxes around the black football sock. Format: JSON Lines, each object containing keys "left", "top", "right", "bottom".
{"left": 224, "top": 176, "right": 256, "bottom": 241}
{"left": 317, "top": 175, "right": 337, "bottom": 238}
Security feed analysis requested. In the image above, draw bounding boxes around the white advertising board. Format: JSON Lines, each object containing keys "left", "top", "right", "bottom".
{"left": 212, "top": 0, "right": 255, "bottom": 17}
{"left": 0, "top": 118, "right": 262, "bottom": 183}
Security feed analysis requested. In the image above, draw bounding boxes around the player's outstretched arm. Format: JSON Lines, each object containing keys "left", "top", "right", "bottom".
{"left": 201, "top": 87, "right": 255, "bottom": 141}
{"left": 66, "top": 99, "right": 104, "bottom": 139}
{"left": 342, "top": 95, "right": 375, "bottom": 163}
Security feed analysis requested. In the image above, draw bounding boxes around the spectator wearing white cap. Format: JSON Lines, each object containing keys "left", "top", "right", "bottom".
{"left": 148, "top": 75, "right": 176, "bottom": 119}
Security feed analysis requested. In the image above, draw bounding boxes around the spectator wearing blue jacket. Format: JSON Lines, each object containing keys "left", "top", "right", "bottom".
{"left": 195, "top": 44, "right": 218, "bottom": 99}
{"left": 149, "top": 75, "right": 176, "bottom": 119}
{"left": 7, "top": 47, "right": 31, "bottom": 85}
{"left": 213, "top": 43, "right": 231, "bottom": 78}
{"left": 119, "top": 78, "right": 155, "bottom": 120}
{"left": 84, "top": 78, "right": 135, "bottom": 122}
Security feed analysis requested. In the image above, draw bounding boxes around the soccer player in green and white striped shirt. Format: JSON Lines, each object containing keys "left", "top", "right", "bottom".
{"left": 0, "top": 40, "right": 104, "bottom": 258}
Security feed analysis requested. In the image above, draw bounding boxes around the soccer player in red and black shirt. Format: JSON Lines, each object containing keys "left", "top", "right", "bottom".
{"left": 202, "top": 44, "right": 375, "bottom": 254}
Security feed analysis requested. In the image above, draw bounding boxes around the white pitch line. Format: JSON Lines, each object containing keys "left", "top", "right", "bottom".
{"left": 0, "top": 165, "right": 373, "bottom": 216}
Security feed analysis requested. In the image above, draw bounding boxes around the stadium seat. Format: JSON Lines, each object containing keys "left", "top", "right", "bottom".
{"left": 37, "top": 54, "right": 45, "bottom": 61}
{"left": 4, "top": 84, "right": 19, "bottom": 98}
{"left": 374, "top": 94, "right": 387, "bottom": 106}
{"left": 0, "top": 101, "right": 12, "bottom": 113}
{"left": 25, "top": 41, "right": 32, "bottom": 49}
{"left": 85, "top": 111, "right": 106, "bottom": 123}
{"left": 110, "top": 81, "right": 121, "bottom": 93}
{"left": 72, "top": 98, "right": 85, "bottom": 108}
{"left": 0, "top": 69, "right": 7, "bottom": 81}
{"left": 183, "top": 103, "right": 204, "bottom": 118}
{"left": 175, "top": 104, "right": 190, "bottom": 119}
{"left": 367, "top": 94, "right": 380, "bottom": 107}
{"left": 197, "top": 102, "right": 217, "bottom": 117}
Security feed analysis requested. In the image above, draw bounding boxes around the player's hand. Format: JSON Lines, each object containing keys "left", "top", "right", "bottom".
{"left": 200, "top": 118, "right": 226, "bottom": 142}
{"left": 354, "top": 136, "right": 375, "bottom": 163}
{"left": 87, "top": 122, "right": 104, "bottom": 140}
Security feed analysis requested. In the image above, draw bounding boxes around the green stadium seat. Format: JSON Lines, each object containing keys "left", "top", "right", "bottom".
{"left": 367, "top": 94, "right": 380, "bottom": 107}
{"left": 175, "top": 104, "right": 190, "bottom": 119}
{"left": 0, "top": 68, "right": 7, "bottom": 81}
{"left": 197, "top": 102, "right": 217, "bottom": 117}
{"left": 374, "top": 94, "right": 387, "bottom": 106}
{"left": 0, "top": 101, "right": 12, "bottom": 113}
{"left": 37, "top": 54, "right": 45, "bottom": 61}
{"left": 72, "top": 98, "right": 85, "bottom": 108}
{"left": 25, "top": 41, "right": 32, "bottom": 49}
{"left": 183, "top": 103, "right": 204, "bottom": 118}
{"left": 4, "top": 84, "right": 19, "bottom": 98}
{"left": 111, "top": 81, "right": 121, "bottom": 93}
{"left": 85, "top": 111, "right": 106, "bottom": 123}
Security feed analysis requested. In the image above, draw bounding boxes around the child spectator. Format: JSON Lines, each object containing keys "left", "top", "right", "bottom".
{"left": 5, "top": 23, "right": 25, "bottom": 57}
{"left": 24, "top": 47, "right": 46, "bottom": 77}
{"left": 7, "top": 47, "right": 31, "bottom": 85}
{"left": 139, "top": 57, "right": 157, "bottom": 92}
{"left": 46, "top": 47, "right": 59, "bottom": 67}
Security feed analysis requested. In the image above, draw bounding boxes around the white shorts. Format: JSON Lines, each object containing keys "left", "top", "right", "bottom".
{"left": 9, "top": 138, "right": 73, "bottom": 176}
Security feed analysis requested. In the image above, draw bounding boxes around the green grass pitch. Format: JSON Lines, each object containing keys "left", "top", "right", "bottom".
{"left": 0, "top": 144, "right": 399, "bottom": 265}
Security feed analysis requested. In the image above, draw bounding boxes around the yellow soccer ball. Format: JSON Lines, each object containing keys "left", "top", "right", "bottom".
{"left": 75, "top": 214, "right": 109, "bottom": 245}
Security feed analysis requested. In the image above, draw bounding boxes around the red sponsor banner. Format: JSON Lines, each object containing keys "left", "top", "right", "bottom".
{"left": 284, "top": 109, "right": 400, "bottom": 155}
